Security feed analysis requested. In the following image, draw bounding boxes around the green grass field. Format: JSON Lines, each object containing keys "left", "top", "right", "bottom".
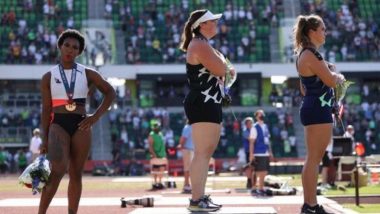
{"left": 326, "top": 184, "right": 380, "bottom": 196}
{"left": 343, "top": 204, "right": 380, "bottom": 213}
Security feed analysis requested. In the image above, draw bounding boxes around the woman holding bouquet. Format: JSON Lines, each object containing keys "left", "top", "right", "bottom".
{"left": 38, "top": 29, "right": 115, "bottom": 214}
{"left": 293, "top": 15, "right": 345, "bottom": 214}
{"left": 179, "top": 9, "right": 235, "bottom": 212}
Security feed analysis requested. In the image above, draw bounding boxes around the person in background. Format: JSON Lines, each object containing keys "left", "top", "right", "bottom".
{"left": 293, "top": 14, "right": 345, "bottom": 214}
{"left": 177, "top": 120, "right": 194, "bottom": 193}
{"left": 15, "top": 148, "right": 28, "bottom": 172}
{"left": 29, "top": 128, "right": 42, "bottom": 161}
{"left": 0, "top": 146, "right": 8, "bottom": 174}
{"left": 343, "top": 125, "right": 355, "bottom": 152}
{"left": 242, "top": 117, "right": 255, "bottom": 189}
{"left": 148, "top": 120, "right": 167, "bottom": 189}
{"left": 249, "top": 109, "right": 272, "bottom": 196}
{"left": 320, "top": 140, "right": 333, "bottom": 189}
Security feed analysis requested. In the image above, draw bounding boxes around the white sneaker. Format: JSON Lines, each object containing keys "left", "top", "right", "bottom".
{"left": 182, "top": 185, "right": 192, "bottom": 193}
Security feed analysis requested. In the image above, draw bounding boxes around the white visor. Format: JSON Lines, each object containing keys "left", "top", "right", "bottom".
{"left": 191, "top": 10, "right": 222, "bottom": 30}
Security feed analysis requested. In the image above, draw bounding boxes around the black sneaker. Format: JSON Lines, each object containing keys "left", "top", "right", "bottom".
{"left": 200, "top": 195, "right": 222, "bottom": 208}
{"left": 157, "top": 183, "right": 165, "bottom": 189}
{"left": 187, "top": 195, "right": 221, "bottom": 212}
{"left": 301, "top": 203, "right": 332, "bottom": 214}
{"left": 250, "top": 189, "right": 265, "bottom": 196}
{"left": 257, "top": 189, "right": 267, "bottom": 196}
{"left": 152, "top": 183, "right": 159, "bottom": 190}
{"left": 152, "top": 183, "right": 164, "bottom": 190}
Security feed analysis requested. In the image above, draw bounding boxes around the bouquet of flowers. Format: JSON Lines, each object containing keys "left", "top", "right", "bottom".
{"left": 334, "top": 80, "right": 354, "bottom": 105}
{"left": 19, "top": 155, "right": 51, "bottom": 195}
{"left": 222, "top": 58, "right": 237, "bottom": 107}
{"left": 333, "top": 80, "right": 354, "bottom": 129}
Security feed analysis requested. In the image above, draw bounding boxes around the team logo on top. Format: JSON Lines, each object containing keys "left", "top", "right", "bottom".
{"left": 319, "top": 92, "right": 332, "bottom": 107}
{"left": 54, "top": 77, "right": 62, "bottom": 84}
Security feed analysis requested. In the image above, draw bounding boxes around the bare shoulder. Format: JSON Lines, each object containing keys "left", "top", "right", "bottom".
{"left": 40, "top": 72, "right": 51, "bottom": 98}
{"left": 188, "top": 39, "right": 211, "bottom": 53}
{"left": 188, "top": 39, "right": 215, "bottom": 62}
{"left": 85, "top": 68, "right": 98, "bottom": 75}
{"left": 41, "top": 71, "right": 51, "bottom": 83}
{"left": 298, "top": 50, "right": 323, "bottom": 75}
{"left": 85, "top": 68, "right": 101, "bottom": 79}
{"left": 299, "top": 49, "right": 314, "bottom": 64}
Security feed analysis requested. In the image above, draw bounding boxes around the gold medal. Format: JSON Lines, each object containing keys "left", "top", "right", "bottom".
{"left": 65, "top": 102, "right": 76, "bottom": 111}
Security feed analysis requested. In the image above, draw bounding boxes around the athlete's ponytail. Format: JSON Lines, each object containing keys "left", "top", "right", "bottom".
{"left": 293, "top": 14, "right": 323, "bottom": 54}
{"left": 179, "top": 9, "right": 207, "bottom": 52}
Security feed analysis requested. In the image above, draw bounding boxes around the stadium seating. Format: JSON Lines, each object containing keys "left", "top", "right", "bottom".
{"left": 301, "top": 0, "right": 380, "bottom": 62}
{"left": 0, "top": 0, "right": 87, "bottom": 64}
{"left": 112, "top": 0, "right": 283, "bottom": 63}
{"left": 2, "top": 0, "right": 379, "bottom": 64}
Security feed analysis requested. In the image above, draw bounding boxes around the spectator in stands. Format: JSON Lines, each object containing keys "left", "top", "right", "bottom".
{"left": 177, "top": 120, "right": 194, "bottom": 193}
{"left": 38, "top": 29, "right": 116, "bottom": 214}
{"left": 15, "top": 148, "right": 28, "bottom": 172}
{"left": 0, "top": 146, "right": 8, "bottom": 174}
{"left": 111, "top": 143, "right": 122, "bottom": 175}
{"left": 249, "top": 110, "right": 272, "bottom": 196}
{"left": 7, "top": 10, "right": 16, "bottom": 26}
{"left": 29, "top": 128, "right": 42, "bottom": 161}
{"left": 148, "top": 120, "right": 167, "bottom": 190}
{"left": 179, "top": 9, "right": 235, "bottom": 212}
{"left": 293, "top": 14, "right": 345, "bottom": 214}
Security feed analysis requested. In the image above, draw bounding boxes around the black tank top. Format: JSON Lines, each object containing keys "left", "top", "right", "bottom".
{"left": 185, "top": 63, "right": 223, "bottom": 104}
{"left": 297, "top": 48, "right": 333, "bottom": 98}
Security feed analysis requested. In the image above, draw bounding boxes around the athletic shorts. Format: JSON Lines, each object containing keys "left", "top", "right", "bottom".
{"left": 184, "top": 92, "right": 222, "bottom": 124}
{"left": 322, "top": 151, "right": 331, "bottom": 167}
{"left": 151, "top": 158, "right": 167, "bottom": 169}
{"left": 300, "top": 96, "right": 333, "bottom": 126}
{"left": 251, "top": 156, "right": 270, "bottom": 172}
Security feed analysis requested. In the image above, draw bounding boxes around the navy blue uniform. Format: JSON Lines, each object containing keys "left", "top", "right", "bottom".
{"left": 184, "top": 63, "right": 223, "bottom": 124}
{"left": 297, "top": 48, "right": 334, "bottom": 126}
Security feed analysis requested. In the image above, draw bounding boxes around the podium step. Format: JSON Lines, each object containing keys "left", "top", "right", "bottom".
{"left": 130, "top": 207, "right": 277, "bottom": 214}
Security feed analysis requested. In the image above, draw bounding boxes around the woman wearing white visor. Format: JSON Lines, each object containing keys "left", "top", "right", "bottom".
{"left": 180, "top": 9, "right": 235, "bottom": 212}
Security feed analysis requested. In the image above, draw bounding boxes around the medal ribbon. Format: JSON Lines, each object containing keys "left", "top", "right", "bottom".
{"left": 58, "top": 63, "right": 77, "bottom": 103}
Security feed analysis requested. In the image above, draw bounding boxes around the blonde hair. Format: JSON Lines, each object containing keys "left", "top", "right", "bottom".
{"left": 293, "top": 14, "right": 323, "bottom": 54}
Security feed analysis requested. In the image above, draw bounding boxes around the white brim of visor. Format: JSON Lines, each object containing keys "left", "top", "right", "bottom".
{"left": 191, "top": 10, "right": 222, "bottom": 30}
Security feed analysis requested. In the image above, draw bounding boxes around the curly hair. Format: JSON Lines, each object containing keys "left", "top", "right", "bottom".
{"left": 57, "top": 29, "right": 85, "bottom": 55}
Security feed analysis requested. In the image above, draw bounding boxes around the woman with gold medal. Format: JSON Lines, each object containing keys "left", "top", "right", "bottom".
{"left": 38, "top": 29, "right": 116, "bottom": 214}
